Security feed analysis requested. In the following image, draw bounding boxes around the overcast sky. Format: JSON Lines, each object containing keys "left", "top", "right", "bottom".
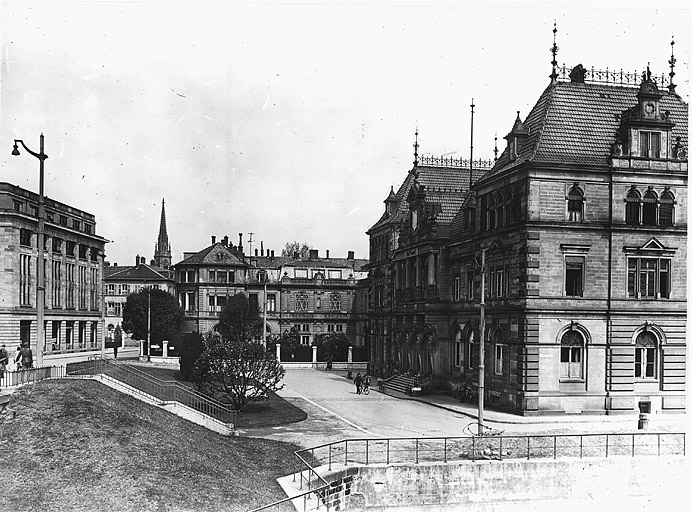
{"left": 1, "top": 1, "right": 688, "bottom": 266}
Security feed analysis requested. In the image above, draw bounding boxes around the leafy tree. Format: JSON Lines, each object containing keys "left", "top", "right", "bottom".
{"left": 216, "top": 293, "right": 262, "bottom": 343}
{"left": 122, "top": 288, "right": 184, "bottom": 349}
{"left": 193, "top": 294, "right": 284, "bottom": 410}
{"left": 192, "top": 333, "right": 285, "bottom": 410}
{"left": 281, "top": 241, "right": 312, "bottom": 259}
{"left": 314, "top": 332, "right": 351, "bottom": 362}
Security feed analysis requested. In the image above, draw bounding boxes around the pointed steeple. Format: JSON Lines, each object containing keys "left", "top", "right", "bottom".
{"left": 153, "top": 198, "right": 172, "bottom": 269}
{"left": 549, "top": 21, "right": 559, "bottom": 85}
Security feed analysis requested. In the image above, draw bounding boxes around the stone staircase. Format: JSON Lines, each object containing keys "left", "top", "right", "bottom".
{"left": 382, "top": 374, "right": 429, "bottom": 395}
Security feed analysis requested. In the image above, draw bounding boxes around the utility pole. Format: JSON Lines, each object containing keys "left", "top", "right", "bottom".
{"left": 478, "top": 248, "right": 486, "bottom": 435}
{"left": 262, "top": 270, "right": 268, "bottom": 349}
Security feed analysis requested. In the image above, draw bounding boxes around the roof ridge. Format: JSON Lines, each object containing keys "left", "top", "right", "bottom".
{"left": 528, "top": 83, "right": 556, "bottom": 163}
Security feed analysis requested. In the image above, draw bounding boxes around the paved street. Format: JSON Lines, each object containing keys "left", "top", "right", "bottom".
{"left": 238, "top": 369, "right": 687, "bottom": 449}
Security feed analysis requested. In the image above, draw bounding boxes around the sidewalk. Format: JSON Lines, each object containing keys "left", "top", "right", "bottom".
{"left": 375, "top": 384, "right": 687, "bottom": 433}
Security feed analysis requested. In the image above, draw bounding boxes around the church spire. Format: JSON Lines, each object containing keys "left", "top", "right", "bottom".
{"left": 154, "top": 198, "right": 172, "bottom": 269}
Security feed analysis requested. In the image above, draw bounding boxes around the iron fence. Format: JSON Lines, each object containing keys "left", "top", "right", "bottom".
{"left": 298, "top": 432, "right": 685, "bottom": 472}
{"left": 1, "top": 365, "right": 65, "bottom": 388}
{"left": 82, "top": 357, "right": 237, "bottom": 425}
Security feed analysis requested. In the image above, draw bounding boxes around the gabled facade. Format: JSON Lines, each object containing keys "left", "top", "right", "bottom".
{"left": 365, "top": 148, "right": 493, "bottom": 378}
{"left": 368, "top": 52, "right": 687, "bottom": 416}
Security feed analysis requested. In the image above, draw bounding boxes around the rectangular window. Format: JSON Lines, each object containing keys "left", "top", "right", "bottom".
{"left": 249, "top": 293, "right": 259, "bottom": 310}
{"left": 65, "top": 263, "right": 75, "bottom": 309}
{"left": 495, "top": 269, "right": 505, "bottom": 297}
{"left": 300, "top": 335, "right": 311, "bottom": 346}
{"left": 209, "top": 270, "right": 216, "bottom": 282}
{"left": 186, "top": 270, "right": 195, "bottom": 283}
{"left": 565, "top": 256, "right": 584, "bottom": 297}
{"left": 66, "top": 321, "right": 74, "bottom": 349}
{"left": 466, "top": 270, "right": 474, "bottom": 300}
{"left": 20, "top": 320, "right": 31, "bottom": 348}
{"left": 467, "top": 338, "right": 475, "bottom": 370}
{"left": 84, "top": 224, "right": 92, "bottom": 234}
{"left": 628, "top": 258, "right": 670, "bottom": 299}
{"left": 20, "top": 254, "right": 31, "bottom": 306}
{"left": 294, "top": 269, "right": 308, "bottom": 278}
{"left": 106, "top": 283, "right": 115, "bottom": 295}
{"left": 635, "top": 347, "right": 656, "bottom": 378}
{"left": 328, "top": 270, "right": 342, "bottom": 279}
{"left": 52, "top": 260, "right": 62, "bottom": 307}
{"left": 301, "top": 324, "right": 310, "bottom": 332}
{"left": 90, "top": 322, "right": 98, "bottom": 347}
{"left": 267, "top": 293, "right": 276, "bottom": 312}
{"left": 209, "top": 295, "right": 216, "bottom": 310}
{"left": 453, "top": 276, "right": 461, "bottom": 301}
{"left": 494, "top": 344, "right": 506, "bottom": 375}
{"left": 73, "top": 219, "right": 81, "bottom": 231}
{"left": 327, "top": 324, "right": 335, "bottom": 332}
{"left": 454, "top": 335, "right": 462, "bottom": 368}
{"left": 51, "top": 321, "right": 61, "bottom": 351}
{"left": 639, "top": 131, "right": 661, "bottom": 158}
{"left": 218, "top": 270, "right": 227, "bottom": 283}
{"left": 52, "top": 237, "right": 62, "bottom": 254}
{"left": 59, "top": 215, "right": 68, "bottom": 227}
{"left": 560, "top": 346, "right": 583, "bottom": 379}
{"left": 78, "top": 245, "right": 87, "bottom": 260}
{"left": 78, "top": 321, "right": 86, "bottom": 348}
{"left": 20, "top": 228, "right": 32, "bottom": 247}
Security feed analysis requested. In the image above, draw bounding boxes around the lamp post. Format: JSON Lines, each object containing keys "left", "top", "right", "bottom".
{"left": 147, "top": 284, "right": 151, "bottom": 361}
{"left": 12, "top": 134, "right": 48, "bottom": 369}
{"left": 260, "top": 270, "right": 268, "bottom": 349}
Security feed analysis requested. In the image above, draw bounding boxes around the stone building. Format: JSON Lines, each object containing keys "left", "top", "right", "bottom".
{"left": 174, "top": 236, "right": 368, "bottom": 348}
{"left": 0, "top": 182, "right": 107, "bottom": 363}
{"left": 368, "top": 44, "right": 687, "bottom": 415}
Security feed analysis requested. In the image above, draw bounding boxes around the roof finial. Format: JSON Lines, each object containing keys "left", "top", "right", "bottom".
{"left": 549, "top": 21, "right": 559, "bottom": 85}
{"left": 646, "top": 62, "right": 651, "bottom": 82}
{"left": 413, "top": 124, "right": 419, "bottom": 168}
{"left": 493, "top": 133, "right": 498, "bottom": 163}
{"left": 668, "top": 36, "right": 677, "bottom": 94}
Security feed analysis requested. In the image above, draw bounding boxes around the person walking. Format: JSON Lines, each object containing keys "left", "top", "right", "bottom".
{"left": 354, "top": 372, "right": 363, "bottom": 395}
{"left": 0, "top": 344, "right": 8, "bottom": 380}
{"left": 20, "top": 344, "right": 33, "bottom": 370}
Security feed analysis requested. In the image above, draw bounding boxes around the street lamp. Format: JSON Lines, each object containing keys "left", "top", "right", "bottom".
{"left": 12, "top": 134, "right": 48, "bottom": 369}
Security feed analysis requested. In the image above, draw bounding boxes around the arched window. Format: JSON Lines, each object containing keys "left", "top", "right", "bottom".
{"left": 491, "top": 328, "right": 506, "bottom": 376}
{"left": 560, "top": 330, "right": 584, "bottom": 380}
{"left": 496, "top": 193, "right": 505, "bottom": 228}
{"left": 659, "top": 190, "right": 675, "bottom": 227}
{"left": 625, "top": 189, "right": 641, "bottom": 226}
{"left": 642, "top": 189, "right": 658, "bottom": 226}
{"left": 504, "top": 192, "right": 513, "bottom": 225}
{"left": 567, "top": 185, "right": 584, "bottom": 222}
{"left": 466, "top": 330, "right": 475, "bottom": 370}
{"left": 454, "top": 329, "right": 463, "bottom": 368}
{"left": 635, "top": 331, "right": 658, "bottom": 379}
{"left": 487, "top": 196, "right": 496, "bottom": 230}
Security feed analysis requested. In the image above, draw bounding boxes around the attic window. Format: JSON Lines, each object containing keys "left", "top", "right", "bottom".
{"left": 639, "top": 131, "right": 661, "bottom": 158}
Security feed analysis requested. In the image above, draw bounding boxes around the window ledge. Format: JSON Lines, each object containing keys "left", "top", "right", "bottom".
{"left": 559, "top": 379, "right": 585, "bottom": 384}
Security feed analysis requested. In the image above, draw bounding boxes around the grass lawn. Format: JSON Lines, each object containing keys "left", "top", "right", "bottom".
{"left": 0, "top": 379, "right": 306, "bottom": 512}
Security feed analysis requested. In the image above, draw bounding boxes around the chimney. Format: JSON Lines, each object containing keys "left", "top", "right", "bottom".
{"left": 260, "top": 241, "right": 264, "bottom": 257}
{"left": 270, "top": 250, "right": 275, "bottom": 259}
{"left": 113, "top": 262, "right": 118, "bottom": 267}
{"left": 347, "top": 251, "right": 354, "bottom": 260}
{"left": 326, "top": 249, "right": 330, "bottom": 259}
{"left": 141, "top": 256, "right": 146, "bottom": 265}
{"left": 211, "top": 235, "right": 216, "bottom": 244}
{"left": 309, "top": 249, "right": 318, "bottom": 259}
{"left": 255, "top": 249, "right": 258, "bottom": 257}
{"left": 222, "top": 235, "right": 228, "bottom": 247}
{"left": 136, "top": 254, "right": 140, "bottom": 266}
{"left": 238, "top": 233, "right": 243, "bottom": 254}
{"left": 150, "top": 259, "right": 155, "bottom": 266}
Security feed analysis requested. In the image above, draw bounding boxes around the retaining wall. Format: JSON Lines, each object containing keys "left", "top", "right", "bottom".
{"left": 322, "top": 456, "right": 686, "bottom": 510}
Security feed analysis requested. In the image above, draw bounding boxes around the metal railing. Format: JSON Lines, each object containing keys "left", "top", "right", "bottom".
{"left": 1, "top": 366, "right": 65, "bottom": 388}
{"left": 250, "top": 431, "right": 685, "bottom": 511}
{"left": 67, "top": 357, "right": 237, "bottom": 426}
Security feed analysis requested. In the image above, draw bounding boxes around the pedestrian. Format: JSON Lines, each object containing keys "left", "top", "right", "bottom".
{"left": 113, "top": 343, "right": 118, "bottom": 359}
{"left": 0, "top": 343, "right": 8, "bottom": 379}
{"left": 20, "top": 344, "right": 33, "bottom": 370}
{"left": 354, "top": 372, "right": 363, "bottom": 395}
{"left": 14, "top": 346, "right": 22, "bottom": 371}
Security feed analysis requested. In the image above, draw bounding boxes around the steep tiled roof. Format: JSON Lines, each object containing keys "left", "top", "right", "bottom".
{"left": 368, "top": 164, "right": 484, "bottom": 233}
{"left": 487, "top": 81, "right": 688, "bottom": 177}
{"left": 251, "top": 256, "right": 369, "bottom": 272}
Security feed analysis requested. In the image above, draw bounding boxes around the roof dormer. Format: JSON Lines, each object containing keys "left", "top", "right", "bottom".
{"left": 504, "top": 111, "right": 529, "bottom": 161}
